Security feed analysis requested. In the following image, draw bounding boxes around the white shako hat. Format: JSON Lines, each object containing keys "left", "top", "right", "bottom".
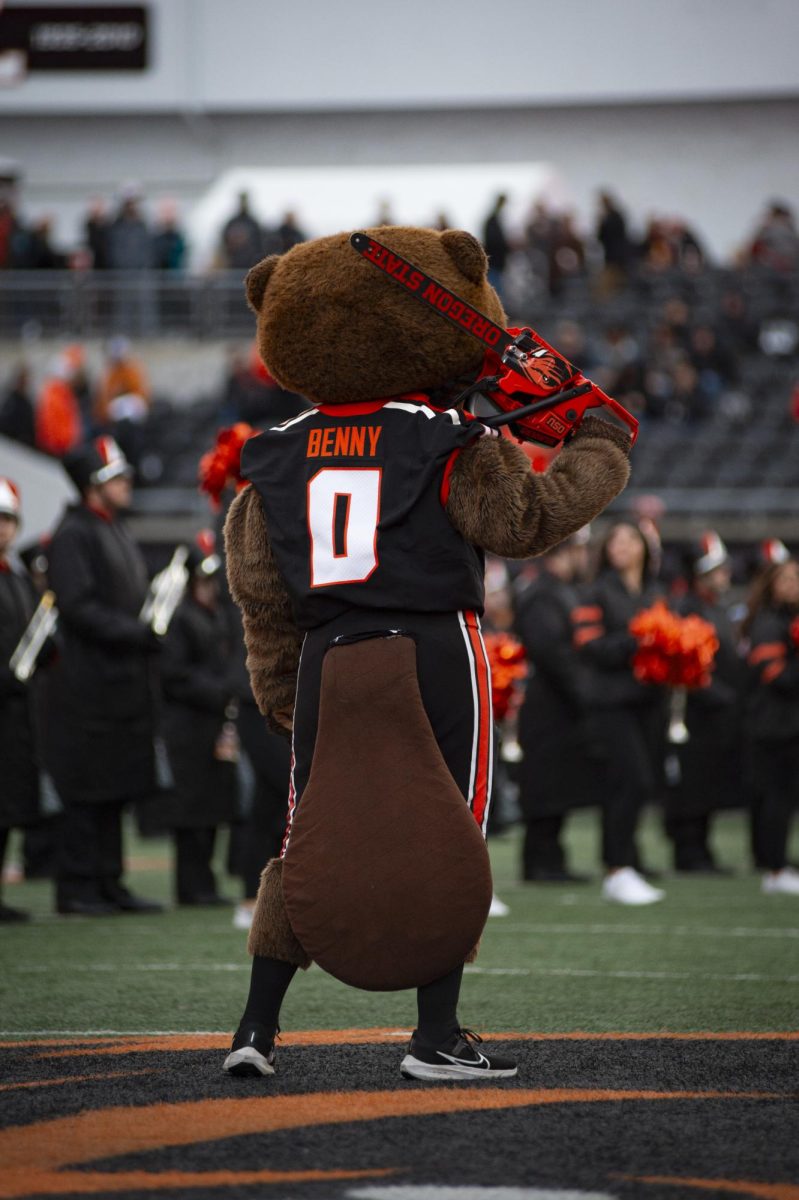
{"left": 0, "top": 477, "right": 21, "bottom": 519}
{"left": 693, "top": 530, "right": 729, "bottom": 576}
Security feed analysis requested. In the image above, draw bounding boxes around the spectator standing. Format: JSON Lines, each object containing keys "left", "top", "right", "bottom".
{"left": 23, "top": 217, "right": 64, "bottom": 270}
{"left": 749, "top": 201, "right": 799, "bottom": 272}
{"left": 742, "top": 556, "right": 799, "bottom": 895}
{"left": 665, "top": 533, "right": 744, "bottom": 872}
{"left": 221, "top": 192, "right": 264, "bottom": 271}
{"left": 547, "top": 212, "right": 585, "bottom": 297}
{"left": 572, "top": 522, "right": 667, "bottom": 905}
{"left": 596, "top": 190, "right": 631, "bottom": 292}
{"left": 107, "top": 191, "right": 152, "bottom": 271}
{"left": 514, "top": 533, "right": 597, "bottom": 882}
{"left": 0, "top": 479, "right": 42, "bottom": 921}
{"left": 482, "top": 193, "right": 511, "bottom": 301}
{"left": 161, "top": 538, "right": 238, "bottom": 906}
{"left": 152, "top": 201, "right": 187, "bottom": 272}
{"left": 0, "top": 365, "right": 35, "bottom": 447}
{"left": 44, "top": 437, "right": 162, "bottom": 915}
{"left": 275, "top": 211, "right": 306, "bottom": 255}
{"left": 0, "top": 198, "right": 20, "bottom": 269}
{"left": 84, "top": 198, "right": 109, "bottom": 270}
{"left": 107, "top": 189, "right": 155, "bottom": 334}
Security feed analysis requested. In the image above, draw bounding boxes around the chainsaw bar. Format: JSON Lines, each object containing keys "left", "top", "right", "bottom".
{"left": 350, "top": 231, "right": 517, "bottom": 359}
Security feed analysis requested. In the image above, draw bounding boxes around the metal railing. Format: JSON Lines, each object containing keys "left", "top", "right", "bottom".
{"left": 1, "top": 263, "right": 797, "bottom": 340}
{"left": 0, "top": 270, "right": 253, "bottom": 339}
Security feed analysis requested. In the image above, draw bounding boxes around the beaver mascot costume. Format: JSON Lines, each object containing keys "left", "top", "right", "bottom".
{"left": 221, "top": 225, "right": 632, "bottom": 1081}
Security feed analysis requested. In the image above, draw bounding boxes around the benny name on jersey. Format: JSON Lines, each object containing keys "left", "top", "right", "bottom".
{"left": 306, "top": 426, "right": 382, "bottom": 459}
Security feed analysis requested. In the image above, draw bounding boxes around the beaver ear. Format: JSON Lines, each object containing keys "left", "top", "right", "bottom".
{"left": 245, "top": 256, "right": 279, "bottom": 312}
{"left": 440, "top": 230, "right": 488, "bottom": 285}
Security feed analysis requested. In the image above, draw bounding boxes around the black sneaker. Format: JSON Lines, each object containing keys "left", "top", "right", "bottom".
{"left": 400, "top": 1028, "right": 517, "bottom": 1081}
{"left": 222, "top": 1023, "right": 277, "bottom": 1077}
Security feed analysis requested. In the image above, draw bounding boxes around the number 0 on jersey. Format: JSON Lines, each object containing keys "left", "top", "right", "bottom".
{"left": 308, "top": 468, "right": 382, "bottom": 587}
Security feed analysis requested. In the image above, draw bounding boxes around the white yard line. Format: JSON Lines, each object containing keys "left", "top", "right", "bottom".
{"left": 7, "top": 962, "right": 799, "bottom": 983}
{"left": 465, "top": 966, "right": 799, "bottom": 982}
{"left": 489, "top": 924, "right": 799, "bottom": 939}
{"left": 0, "top": 1029, "right": 228, "bottom": 1036}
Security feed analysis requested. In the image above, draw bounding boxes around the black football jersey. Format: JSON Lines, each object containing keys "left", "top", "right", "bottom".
{"left": 241, "top": 394, "right": 487, "bottom": 630}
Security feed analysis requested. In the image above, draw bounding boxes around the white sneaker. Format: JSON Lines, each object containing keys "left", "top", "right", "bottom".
{"left": 602, "top": 867, "right": 664, "bottom": 906}
{"left": 762, "top": 867, "right": 799, "bottom": 895}
{"left": 232, "top": 903, "right": 255, "bottom": 930}
{"left": 488, "top": 893, "right": 510, "bottom": 917}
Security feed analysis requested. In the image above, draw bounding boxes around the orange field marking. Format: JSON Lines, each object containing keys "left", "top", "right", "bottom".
{"left": 0, "top": 1087, "right": 785, "bottom": 1198}
{"left": 0, "top": 1168, "right": 393, "bottom": 1197}
{"left": 0, "top": 1069, "right": 154, "bottom": 1092}
{"left": 0, "top": 1028, "right": 793, "bottom": 1058}
{"left": 628, "top": 1176, "right": 799, "bottom": 1199}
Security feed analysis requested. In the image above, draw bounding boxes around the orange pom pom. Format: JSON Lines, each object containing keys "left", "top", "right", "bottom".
{"left": 198, "top": 423, "right": 257, "bottom": 510}
{"left": 483, "top": 632, "right": 527, "bottom": 721}
{"left": 629, "top": 600, "right": 719, "bottom": 689}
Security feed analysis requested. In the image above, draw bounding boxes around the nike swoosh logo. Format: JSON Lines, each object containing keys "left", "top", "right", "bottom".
{"left": 436, "top": 1050, "right": 489, "bottom": 1068}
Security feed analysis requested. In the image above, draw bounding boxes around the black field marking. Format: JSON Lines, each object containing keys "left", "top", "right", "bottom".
{"left": 0, "top": 1039, "right": 796, "bottom": 1200}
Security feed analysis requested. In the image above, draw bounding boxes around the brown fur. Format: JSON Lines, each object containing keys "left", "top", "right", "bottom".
{"left": 223, "top": 485, "right": 302, "bottom": 734}
{"left": 228, "top": 225, "right": 634, "bottom": 975}
{"left": 446, "top": 416, "right": 631, "bottom": 560}
{"left": 246, "top": 226, "right": 506, "bottom": 405}
{"left": 247, "top": 857, "right": 312, "bottom": 967}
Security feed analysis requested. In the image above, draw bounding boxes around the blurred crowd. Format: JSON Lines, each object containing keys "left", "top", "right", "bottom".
{"left": 1, "top": 181, "right": 797, "bottom": 282}
{"left": 1, "top": 444, "right": 798, "bottom": 924}
{"left": 1, "top": 190, "right": 797, "bottom": 461}
{"left": 0, "top": 185, "right": 309, "bottom": 274}
{"left": 0, "top": 335, "right": 152, "bottom": 467}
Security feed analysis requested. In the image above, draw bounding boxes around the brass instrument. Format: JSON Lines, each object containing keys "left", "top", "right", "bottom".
{"left": 9, "top": 590, "right": 58, "bottom": 682}
{"left": 139, "top": 545, "right": 189, "bottom": 636}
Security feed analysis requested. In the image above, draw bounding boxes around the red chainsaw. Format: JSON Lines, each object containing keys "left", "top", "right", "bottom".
{"left": 350, "top": 232, "right": 638, "bottom": 449}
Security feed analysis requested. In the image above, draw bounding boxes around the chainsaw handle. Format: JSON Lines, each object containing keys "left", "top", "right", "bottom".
{"left": 588, "top": 388, "right": 640, "bottom": 445}
{"left": 479, "top": 379, "right": 638, "bottom": 446}
{"left": 480, "top": 382, "right": 593, "bottom": 429}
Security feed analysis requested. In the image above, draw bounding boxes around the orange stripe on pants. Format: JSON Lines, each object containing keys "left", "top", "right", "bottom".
{"left": 464, "top": 611, "right": 492, "bottom": 831}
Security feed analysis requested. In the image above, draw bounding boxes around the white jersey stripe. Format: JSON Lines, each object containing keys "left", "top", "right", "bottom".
{"left": 472, "top": 613, "right": 495, "bottom": 835}
{"left": 270, "top": 408, "right": 317, "bottom": 433}
{"left": 280, "top": 633, "right": 306, "bottom": 856}
{"left": 457, "top": 609, "right": 480, "bottom": 811}
{"left": 383, "top": 401, "right": 436, "bottom": 419}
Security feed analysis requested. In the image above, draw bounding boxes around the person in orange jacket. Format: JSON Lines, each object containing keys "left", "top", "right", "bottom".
{"left": 94, "top": 337, "right": 150, "bottom": 429}
{"left": 34, "top": 355, "right": 82, "bottom": 457}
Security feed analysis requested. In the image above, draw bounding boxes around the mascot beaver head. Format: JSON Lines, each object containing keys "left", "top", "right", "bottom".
{"left": 244, "top": 226, "right": 506, "bottom": 406}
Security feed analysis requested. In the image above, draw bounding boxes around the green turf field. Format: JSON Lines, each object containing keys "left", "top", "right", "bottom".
{"left": 1, "top": 810, "right": 797, "bottom": 1037}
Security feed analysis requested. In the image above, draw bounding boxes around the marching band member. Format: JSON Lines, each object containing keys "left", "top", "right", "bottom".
{"left": 665, "top": 532, "right": 744, "bottom": 872}
{"left": 45, "top": 437, "right": 163, "bottom": 916}
{"left": 0, "top": 479, "right": 41, "bottom": 921}
{"left": 741, "top": 553, "right": 799, "bottom": 895}
{"left": 160, "top": 536, "right": 239, "bottom": 906}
